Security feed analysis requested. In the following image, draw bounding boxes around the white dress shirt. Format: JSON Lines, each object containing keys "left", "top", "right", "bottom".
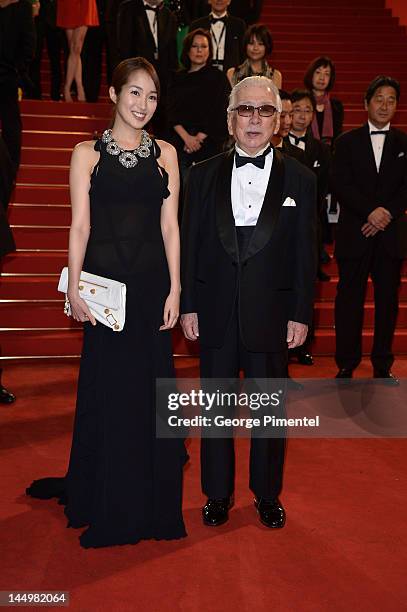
{"left": 369, "top": 120, "right": 390, "bottom": 171}
{"left": 143, "top": 1, "right": 159, "bottom": 56}
{"left": 210, "top": 11, "right": 227, "bottom": 67}
{"left": 288, "top": 132, "right": 306, "bottom": 151}
{"left": 231, "top": 144, "right": 273, "bottom": 226}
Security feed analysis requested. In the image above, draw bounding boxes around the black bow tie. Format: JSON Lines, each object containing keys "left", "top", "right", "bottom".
{"left": 290, "top": 133, "right": 306, "bottom": 145}
{"left": 235, "top": 146, "right": 271, "bottom": 169}
{"left": 145, "top": 4, "right": 162, "bottom": 14}
{"left": 370, "top": 130, "right": 388, "bottom": 136}
{"left": 211, "top": 15, "right": 227, "bottom": 24}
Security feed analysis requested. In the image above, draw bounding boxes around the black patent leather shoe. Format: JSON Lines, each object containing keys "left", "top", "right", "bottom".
{"left": 297, "top": 351, "right": 314, "bottom": 366}
{"left": 0, "top": 385, "right": 16, "bottom": 404}
{"left": 373, "top": 370, "right": 400, "bottom": 386}
{"left": 202, "top": 496, "right": 234, "bottom": 526}
{"left": 254, "top": 497, "right": 286, "bottom": 529}
{"left": 335, "top": 368, "right": 353, "bottom": 379}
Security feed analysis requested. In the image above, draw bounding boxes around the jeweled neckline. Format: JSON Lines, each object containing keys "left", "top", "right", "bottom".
{"left": 102, "top": 129, "right": 152, "bottom": 168}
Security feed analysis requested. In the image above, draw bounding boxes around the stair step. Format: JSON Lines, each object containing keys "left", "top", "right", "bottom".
{"left": 8, "top": 204, "right": 70, "bottom": 226}
{"left": 20, "top": 99, "right": 113, "bottom": 117}
{"left": 17, "top": 166, "right": 69, "bottom": 184}
{"left": 22, "top": 131, "right": 93, "bottom": 148}
{"left": 260, "top": 16, "right": 401, "bottom": 27}
{"left": 315, "top": 277, "right": 407, "bottom": 301}
{"left": 0, "top": 276, "right": 60, "bottom": 300}
{"left": 2, "top": 251, "right": 67, "bottom": 274}
{"left": 264, "top": 5, "right": 392, "bottom": 16}
{"left": 21, "top": 114, "right": 108, "bottom": 132}
{"left": 12, "top": 185, "right": 69, "bottom": 205}
{"left": 21, "top": 147, "right": 72, "bottom": 165}
{"left": 11, "top": 226, "right": 69, "bottom": 249}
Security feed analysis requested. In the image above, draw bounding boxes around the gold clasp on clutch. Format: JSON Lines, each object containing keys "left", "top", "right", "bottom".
{"left": 106, "top": 313, "right": 117, "bottom": 326}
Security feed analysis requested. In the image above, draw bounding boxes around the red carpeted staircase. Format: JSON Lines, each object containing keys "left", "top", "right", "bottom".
{"left": 1, "top": 0, "right": 407, "bottom": 359}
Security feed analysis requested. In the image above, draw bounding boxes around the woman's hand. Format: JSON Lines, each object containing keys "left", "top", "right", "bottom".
{"left": 159, "top": 291, "right": 179, "bottom": 330}
{"left": 183, "top": 133, "right": 202, "bottom": 153}
{"left": 67, "top": 289, "right": 96, "bottom": 325}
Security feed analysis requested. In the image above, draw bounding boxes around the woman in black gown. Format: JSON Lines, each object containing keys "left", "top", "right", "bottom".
{"left": 166, "top": 28, "right": 231, "bottom": 185}
{"left": 27, "top": 57, "right": 187, "bottom": 548}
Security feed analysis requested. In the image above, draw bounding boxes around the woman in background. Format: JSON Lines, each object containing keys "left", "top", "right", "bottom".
{"left": 167, "top": 28, "right": 230, "bottom": 184}
{"left": 304, "top": 56, "right": 344, "bottom": 148}
{"left": 227, "top": 23, "right": 282, "bottom": 89}
{"left": 57, "top": 0, "right": 99, "bottom": 101}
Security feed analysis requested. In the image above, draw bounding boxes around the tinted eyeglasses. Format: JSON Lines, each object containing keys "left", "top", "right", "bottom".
{"left": 231, "top": 104, "right": 277, "bottom": 117}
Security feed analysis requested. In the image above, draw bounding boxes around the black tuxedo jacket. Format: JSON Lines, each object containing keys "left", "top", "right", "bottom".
{"left": 117, "top": 0, "right": 178, "bottom": 87}
{"left": 189, "top": 14, "right": 246, "bottom": 72}
{"left": 279, "top": 140, "right": 306, "bottom": 164}
{"left": 230, "top": 0, "right": 263, "bottom": 24}
{"left": 285, "top": 133, "right": 330, "bottom": 214}
{"left": 333, "top": 124, "right": 407, "bottom": 259}
{"left": 181, "top": 149, "right": 317, "bottom": 352}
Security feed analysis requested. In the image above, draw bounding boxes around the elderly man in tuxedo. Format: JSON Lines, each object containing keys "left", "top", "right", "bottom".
{"left": 333, "top": 76, "right": 407, "bottom": 384}
{"left": 181, "top": 76, "right": 317, "bottom": 528}
{"left": 189, "top": 0, "right": 246, "bottom": 72}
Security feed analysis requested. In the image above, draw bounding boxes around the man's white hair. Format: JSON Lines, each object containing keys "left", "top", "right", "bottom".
{"left": 227, "top": 76, "right": 282, "bottom": 114}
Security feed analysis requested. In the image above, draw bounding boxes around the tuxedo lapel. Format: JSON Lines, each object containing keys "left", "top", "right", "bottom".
{"left": 244, "top": 149, "right": 285, "bottom": 262}
{"left": 378, "top": 127, "right": 395, "bottom": 176}
{"left": 139, "top": 9, "right": 156, "bottom": 56}
{"left": 216, "top": 149, "right": 239, "bottom": 263}
{"left": 362, "top": 123, "right": 379, "bottom": 176}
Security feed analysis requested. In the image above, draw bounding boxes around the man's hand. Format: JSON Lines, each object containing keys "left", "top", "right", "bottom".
{"left": 361, "top": 222, "right": 380, "bottom": 237}
{"left": 180, "top": 312, "right": 199, "bottom": 341}
{"left": 367, "top": 206, "right": 392, "bottom": 231}
{"left": 287, "top": 320, "right": 308, "bottom": 349}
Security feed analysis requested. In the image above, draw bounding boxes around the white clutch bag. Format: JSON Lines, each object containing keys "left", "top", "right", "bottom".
{"left": 58, "top": 267, "right": 127, "bottom": 332}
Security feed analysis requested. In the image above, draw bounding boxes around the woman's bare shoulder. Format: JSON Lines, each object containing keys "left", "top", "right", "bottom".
{"left": 71, "top": 140, "right": 100, "bottom": 169}
{"left": 155, "top": 139, "right": 177, "bottom": 165}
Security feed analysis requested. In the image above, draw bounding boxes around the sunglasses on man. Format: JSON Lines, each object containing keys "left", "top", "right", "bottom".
{"left": 231, "top": 104, "right": 278, "bottom": 117}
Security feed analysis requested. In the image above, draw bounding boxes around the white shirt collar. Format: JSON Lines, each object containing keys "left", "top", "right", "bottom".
{"left": 235, "top": 143, "right": 271, "bottom": 158}
{"left": 368, "top": 120, "right": 390, "bottom": 133}
{"left": 210, "top": 11, "right": 227, "bottom": 18}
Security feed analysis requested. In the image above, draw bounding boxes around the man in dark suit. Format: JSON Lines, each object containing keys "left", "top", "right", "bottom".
{"left": 82, "top": 0, "right": 109, "bottom": 101}
{"left": 181, "top": 76, "right": 317, "bottom": 528}
{"left": 333, "top": 76, "right": 407, "bottom": 383}
{"left": 271, "top": 90, "right": 305, "bottom": 163}
{"left": 117, "top": 0, "right": 178, "bottom": 134}
{"left": 0, "top": 135, "right": 16, "bottom": 404}
{"left": 272, "top": 91, "right": 317, "bottom": 368}
{"left": 288, "top": 89, "right": 331, "bottom": 284}
{"left": 189, "top": 0, "right": 246, "bottom": 73}
{"left": 0, "top": 0, "right": 35, "bottom": 173}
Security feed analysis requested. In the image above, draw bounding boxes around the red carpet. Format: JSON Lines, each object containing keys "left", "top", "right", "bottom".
{"left": 1, "top": 357, "right": 407, "bottom": 610}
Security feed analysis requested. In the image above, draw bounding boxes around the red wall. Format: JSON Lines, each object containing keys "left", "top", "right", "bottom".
{"left": 386, "top": 0, "right": 407, "bottom": 25}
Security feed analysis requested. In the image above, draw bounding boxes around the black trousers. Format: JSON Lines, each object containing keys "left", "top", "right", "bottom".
{"left": 335, "top": 241, "right": 402, "bottom": 371}
{"left": 200, "top": 226, "right": 287, "bottom": 500}
{"left": 83, "top": 23, "right": 111, "bottom": 102}
{"left": 28, "top": 17, "right": 66, "bottom": 100}
{"left": 0, "top": 86, "right": 22, "bottom": 173}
